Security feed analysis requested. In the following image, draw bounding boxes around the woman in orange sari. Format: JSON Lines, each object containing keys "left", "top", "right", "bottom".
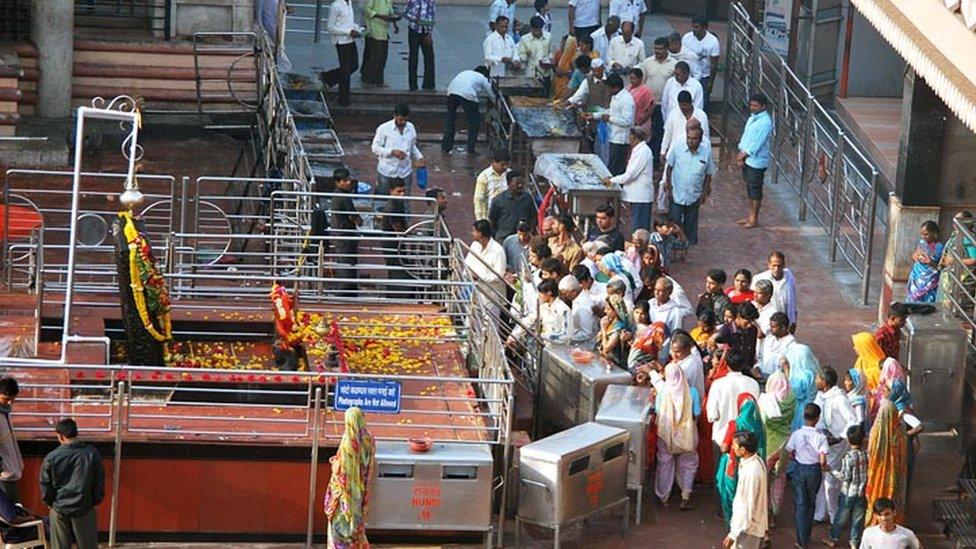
{"left": 864, "top": 398, "right": 908, "bottom": 525}
{"left": 551, "top": 35, "right": 578, "bottom": 100}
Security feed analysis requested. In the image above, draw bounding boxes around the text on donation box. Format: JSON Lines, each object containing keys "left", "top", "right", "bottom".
{"left": 335, "top": 379, "right": 402, "bottom": 414}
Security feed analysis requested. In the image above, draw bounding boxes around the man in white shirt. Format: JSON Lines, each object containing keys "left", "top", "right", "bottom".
{"left": 589, "top": 16, "right": 621, "bottom": 64}
{"left": 752, "top": 251, "right": 798, "bottom": 332}
{"left": 567, "top": 0, "right": 601, "bottom": 43}
{"left": 649, "top": 277, "right": 685, "bottom": 361}
{"left": 608, "top": 0, "right": 646, "bottom": 36}
{"left": 607, "top": 21, "right": 645, "bottom": 73}
{"left": 813, "top": 366, "right": 858, "bottom": 524}
{"left": 604, "top": 127, "right": 652, "bottom": 231}
{"left": 599, "top": 73, "right": 635, "bottom": 176}
{"left": 565, "top": 58, "right": 609, "bottom": 108}
{"left": 321, "top": 0, "right": 361, "bottom": 106}
{"left": 707, "top": 349, "right": 760, "bottom": 448}
{"left": 660, "top": 61, "right": 704, "bottom": 117}
{"left": 371, "top": 103, "right": 424, "bottom": 196}
{"left": 516, "top": 17, "right": 554, "bottom": 79}
{"left": 751, "top": 279, "right": 780, "bottom": 335}
{"left": 640, "top": 36, "right": 677, "bottom": 168}
{"left": 442, "top": 66, "right": 495, "bottom": 155}
{"left": 724, "top": 431, "right": 768, "bottom": 549}
{"left": 487, "top": 0, "right": 517, "bottom": 36}
{"left": 660, "top": 90, "right": 709, "bottom": 163}
{"left": 682, "top": 16, "right": 721, "bottom": 108}
{"left": 559, "top": 275, "right": 597, "bottom": 347}
{"left": 664, "top": 123, "right": 714, "bottom": 246}
{"left": 753, "top": 312, "right": 794, "bottom": 382}
{"left": 464, "top": 220, "right": 507, "bottom": 316}
{"left": 483, "top": 16, "right": 519, "bottom": 78}
{"left": 473, "top": 150, "right": 510, "bottom": 220}
{"left": 860, "top": 498, "right": 922, "bottom": 549}
{"left": 668, "top": 31, "right": 699, "bottom": 71}
{"left": 509, "top": 279, "right": 572, "bottom": 345}
{"left": 573, "top": 264, "right": 607, "bottom": 311}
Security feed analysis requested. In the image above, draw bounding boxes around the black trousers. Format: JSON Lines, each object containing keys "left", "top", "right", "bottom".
{"left": 321, "top": 42, "right": 359, "bottom": 105}
{"left": 408, "top": 29, "right": 435, "bottom": 91}
{"left": 607, "top": 142, "right": 628, "bottom": 176}
{"left": 649, "top": 104, "right": 664, "bottom": 169}
{"left": 574, "top": 24, "right": 600, "bottom": 43}
{"left": 361, "top": 37, "right": 389, "bottom": 85}
{"left": 441, "top": 93, "right": 480, "bottom": 153}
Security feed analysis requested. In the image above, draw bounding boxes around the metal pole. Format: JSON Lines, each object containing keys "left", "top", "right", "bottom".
{"left": 109, "top": 380, "right": 126, "bottom": 547}
{"left": 495, "top": 390, "right": 515, "bottom": 548}
{"left": 305, "top": 386, "right": 323, "bottom": 548}
{"left": 313, "top": 0, "right": 323, "bottom": 43}
{"left": 861, "top": 169, "right": 879, "bottom": 305}
{"left": 798, "top": 93, "right": 814, "bottom": 221}
{"left": 772, "top": 59, "right": 787, "bottom": 186}
{"left": 828, "top": 132, "right": 846, "bottom": 262}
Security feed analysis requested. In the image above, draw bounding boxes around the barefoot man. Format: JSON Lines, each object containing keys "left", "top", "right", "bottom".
{"left": 735, "top": 93, "right": 772, "bottom": 229}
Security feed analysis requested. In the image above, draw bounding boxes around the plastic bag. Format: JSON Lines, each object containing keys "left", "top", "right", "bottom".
{"left": 416, "top": 166, "right": 428, "bottom": 190}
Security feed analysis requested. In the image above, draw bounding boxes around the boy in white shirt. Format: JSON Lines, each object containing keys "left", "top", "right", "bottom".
{"left": 859, "top": 498, "right": 922, "bottom": 548}
{"left": 785, "top": 402, "right": 829, "bottom": 549}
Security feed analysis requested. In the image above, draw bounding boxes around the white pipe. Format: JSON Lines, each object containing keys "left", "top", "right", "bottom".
{"left": 62, "top": 104, "right": 140, "bottom": 363}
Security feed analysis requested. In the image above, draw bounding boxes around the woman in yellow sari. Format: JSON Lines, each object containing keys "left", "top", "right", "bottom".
{"left": 551, "top": 35, "right": 578, "bottom": 100}
{"left": 851, "top": 331, "right": 885, "bottom": 390}
{"left": 865, "top": 398, "right": 908, "bottom": 525}
{"left": 324, "top": 407, "right": 376, "bottom": 549}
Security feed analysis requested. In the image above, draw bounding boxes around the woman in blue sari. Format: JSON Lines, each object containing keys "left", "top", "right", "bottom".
{"left": 781, "top": 343, "right": 820, "bottom": 431}
{"left": 907, "top": 220, "right": 944, "bottom": 303}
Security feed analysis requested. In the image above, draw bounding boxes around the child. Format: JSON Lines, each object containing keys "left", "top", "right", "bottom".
{"left": 844, "top": 368, "right": 869, "bottom": 431}
{"left": 690, "top": 309, "right": 716, "bottom": 352}
{"left": 650, "top": 220, "right": 688, "bottom": 271}
{"left": 785, "top": 402, "right": 828, "bottom": 549}
{"left": 823, "top": 424, "right": 868, "bottom": 549}
{"left": 533, "top": 0, "right": 551, "bottom": 32}
{"left": 633, "top": 300, "right": 650, "bottom": 331}
{"left": 873, "top": 303, "right": 907, "bottom": 360}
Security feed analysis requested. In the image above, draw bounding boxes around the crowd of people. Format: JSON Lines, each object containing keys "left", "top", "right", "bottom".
{"left": 465, "top": 196, "right": 926, "bottom": 547}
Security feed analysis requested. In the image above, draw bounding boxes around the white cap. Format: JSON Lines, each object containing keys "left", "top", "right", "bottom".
{"left": 558, "top": 275, "right": 581, "bottom": 292}
{"left": 590, "top": 58, "right": 605, "bottom": 69}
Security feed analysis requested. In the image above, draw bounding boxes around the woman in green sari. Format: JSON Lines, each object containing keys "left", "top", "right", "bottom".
{"left": 758, "top": 371, "right": 796, "bottom": 523}
{"left": 716, "top": 393, "right": 766, "bottom": 523}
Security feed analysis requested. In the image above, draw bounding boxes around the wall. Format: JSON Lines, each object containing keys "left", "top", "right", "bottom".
{"left": 835, "top": 7, "right": 904, "bottom": 97}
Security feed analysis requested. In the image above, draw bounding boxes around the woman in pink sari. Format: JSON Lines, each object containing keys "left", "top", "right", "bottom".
{"left": 627, "top": 67, "right": 654, "bottom": 139}
{"left": 870, "top": 357, "right": 906, "bottom": 419}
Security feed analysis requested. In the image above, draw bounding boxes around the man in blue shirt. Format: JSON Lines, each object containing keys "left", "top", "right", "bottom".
{"left": 736, "top": 92, "right": 773, "bottom": 229}
{"left": 665, "top": 122, "right": 715, "bottom": 245}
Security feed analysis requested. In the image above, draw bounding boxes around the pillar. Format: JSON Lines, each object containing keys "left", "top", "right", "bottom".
{"left": 794, "top": 0, "right": 842, "bottom": 100}
{"left": 31, "top": 0, "right": 74, "bottom": 118}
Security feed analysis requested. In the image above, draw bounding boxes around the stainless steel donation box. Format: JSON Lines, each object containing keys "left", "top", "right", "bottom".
{"left": 516, "top": 422, "right": 630, "bottom": 548}
{"left": 905, "top": 311, "right": 967, "bottom": 430}
{"left": 540, "top": 344, "right": 633, "bottom": 436}
{"left": 368, "top": 441, "right": 494, "bottom": 545}
{"left": 595, "top": 384, "right": 653, "bottom": 524}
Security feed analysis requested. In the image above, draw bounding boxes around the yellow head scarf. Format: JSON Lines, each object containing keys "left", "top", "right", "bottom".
{"left": 324, "top": 407, "right": 375, "bottom": 545}
{"left": 851, "top": 332, "right": 885, "bottom": 390}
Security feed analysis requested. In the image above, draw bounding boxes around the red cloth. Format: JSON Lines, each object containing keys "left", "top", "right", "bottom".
{"left": 874, "top": 324, "right": 900, "bottom": 360}
{"left": 0, "top": 205, "right": 42, "bottom": 240}
{"left": 725, "top": 288, "right": 755, "bottom": 304}
{"left": 695, "top": 404, "right": 713, "bottom": 483}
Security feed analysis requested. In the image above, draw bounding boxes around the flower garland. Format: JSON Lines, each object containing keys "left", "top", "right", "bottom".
{"left": 119, "top": 211, "right": 172, "bottom": 343}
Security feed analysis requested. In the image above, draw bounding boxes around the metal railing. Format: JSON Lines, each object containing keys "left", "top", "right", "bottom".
{"left": 724, "top": 2, "right": 884, "bottom": 305}
{"left": 73, "top": 0, "right": 171, "bottom": 38}
{"left": 936, "top": 218, "right": 976, "bottom": 352}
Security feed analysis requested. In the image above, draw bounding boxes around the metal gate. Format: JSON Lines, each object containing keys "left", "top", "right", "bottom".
{"left": 724, "top": 1, "right": 884, "bottom": 305}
